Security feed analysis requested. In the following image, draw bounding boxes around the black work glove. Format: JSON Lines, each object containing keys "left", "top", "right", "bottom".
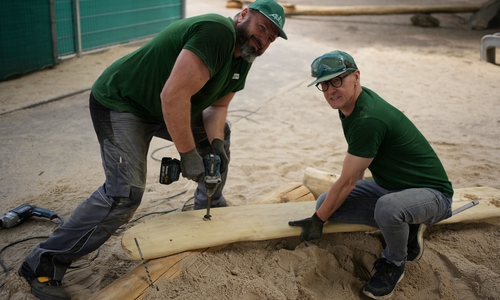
{"left": 179, "top": 148, "right": 204, "bottom": 182}
{"left": 211, "top": 138, "right": 229, "bottom": 174}
{"left": 288, "top": 212, "right": 325, "bottom": 242}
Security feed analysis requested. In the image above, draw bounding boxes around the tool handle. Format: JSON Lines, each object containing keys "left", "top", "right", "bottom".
{"left": 32, "top": 207, "right": 59, "bottom": 220}
{"left": 451, "top": 200, "right": 479, "bottom": 216}
{"left": 204, "top": 154, "right": 222, "bottom": 184}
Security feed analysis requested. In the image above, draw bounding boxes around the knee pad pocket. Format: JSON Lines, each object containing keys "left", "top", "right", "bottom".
{"left": 102, "top": 139, "right": 131, "bottom": 198}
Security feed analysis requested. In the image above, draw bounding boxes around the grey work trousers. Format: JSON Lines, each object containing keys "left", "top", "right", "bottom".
{"left": 316, "top": 179, "right": 452, "bottom": 266}
{"left": 25, "top": 93, "right": 230, "bottom": 280}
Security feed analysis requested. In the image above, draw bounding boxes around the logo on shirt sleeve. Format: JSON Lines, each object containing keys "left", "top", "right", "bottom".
{"left": 232, "top": 73, "right": 240, "bottom": 80}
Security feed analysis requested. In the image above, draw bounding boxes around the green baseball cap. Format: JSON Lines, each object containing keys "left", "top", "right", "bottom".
{"left": 249, "top": 0, "right": 287, "bottom": 40}
{"left": 308, "top": 50, "right": 358, "bottom": 87}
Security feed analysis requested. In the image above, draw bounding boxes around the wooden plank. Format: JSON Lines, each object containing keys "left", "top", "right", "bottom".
{"left": 282, "top": 4, "right": 484, "bottom": 16}
{"left": 228, "top": 1, "right": 483, "bottom": 16}
{"left": 440, "top": 187, "right": 500, "bottom": 224}
{"left": 108, "top": 183, "right": 499, "bottom": 299}
{"left": 88, "top": 251, "right": 193, "bottom": 300}
{"left": 103, "top": 168, "right": 500, "bottom": 299}
{"left": 121, "top": 186, "right": 500, "bottom": 261}
{"left": 302, "top": 167, "right": 339, "bottom": 198}
{"left": 251, "top": 182, "right": 314, "bottom": 204}
{"left": 92, "top": 184, "right": 304, "bottom": 300}
{"left": 122, "top": 201, "right": 316, "bottom": 260}
{"left": 89, "top": 246, "right": 227, "bottom": 300}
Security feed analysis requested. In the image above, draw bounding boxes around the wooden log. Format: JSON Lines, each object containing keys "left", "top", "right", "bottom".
{"left": 121, "top": 186, "right": 500, "bottom": 261}
{"left": 251, "top": 182, "right": 314, "bottom": 204}
{"left": 89, "top": 246, "right": 227, "bottom": 300}
{"left": 302, "top": 167, "right": 339, "bottom": 198}
{"left": 226, "top": 1, "right": 243, "bottom": 9}
{"left": 121, "top": 183, "right": 317, "bottom": 261}
{"left": 88, "top": 251, "right": 193, "bottom": 300}
{"left": 302, "top": 168, "right": 500, "bottom": 223}
{"left": 92, "top": 184, "right": 311, "bottom": 299}
{"left": 226, "top": 1, "right": 483, "bottom": 16}
{"left": 283, "top": 4, "right": 484, "bottom": 16}
{"left": 96, "top": 166, "right": 500, "bottom": 299}
{"left": 99, "top": 167, "right": 500, "bottom": 300}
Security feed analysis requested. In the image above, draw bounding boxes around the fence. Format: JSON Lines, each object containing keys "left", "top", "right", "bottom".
{"left": 1, "top": 0, "right": 185, "bottom": 80}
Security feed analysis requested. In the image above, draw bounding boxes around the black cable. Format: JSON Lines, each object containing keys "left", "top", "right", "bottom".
{"left": 67, "top": 248, "right": 100, "bottom": 270}
{"left": 0, "top": 217, "right": 73, "bottom": 289}
{"left": 181, "top": 196, "right": 195, "bottom": 212}
{"left": 1, "top": 187, "right": 189, "bottom": 278}
{"left": 149, "top": 189, "right": 188, "bottom": 203}
{"left": 0, "top": 235, "right": 101, "bottom": 290}
{"left": 0, "top": 258, "right": 11, "bottom": 276}
{"left": 129, "top": 209, "right": 178, "bottom": 224}
{"left": 1, "top": 134, "right": 199, "bottom": 289}
{"left": 150, "top": 144, "right": 175, "bottom": 162}
{"left": 0, "top": 236, "right": 48, "bottom": 277}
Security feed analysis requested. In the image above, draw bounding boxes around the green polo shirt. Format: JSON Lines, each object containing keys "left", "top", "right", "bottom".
{"left": 92, "top": 14, "right": 252, "bottom": 122}
{"left": 340, "top": 87, "right": 453, "bottom": 197}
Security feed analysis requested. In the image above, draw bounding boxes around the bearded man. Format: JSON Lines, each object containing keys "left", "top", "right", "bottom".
{"left": 19, "top": 1, "right": 287, "bottom": 299}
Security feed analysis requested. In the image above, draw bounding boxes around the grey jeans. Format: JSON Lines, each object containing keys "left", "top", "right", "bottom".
{"left": 25, "top": 93, "right": 230, "bottom": 280}
{"left": 316, "top": 179, "right": 452, "bottom": 266}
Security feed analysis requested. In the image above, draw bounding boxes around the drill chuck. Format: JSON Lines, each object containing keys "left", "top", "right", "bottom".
{"left": 0, "top": 211, "right": 22, "bottom": 228}
{"left": 204, "top": 153, "right": 222, "bottom": 197}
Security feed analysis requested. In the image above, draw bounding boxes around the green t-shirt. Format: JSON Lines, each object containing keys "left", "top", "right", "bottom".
{"left": 340, "top": 87, "right": 453, "bottom": 197}
{"left": 91, "top": 14, "right": 252, "bottom": 122}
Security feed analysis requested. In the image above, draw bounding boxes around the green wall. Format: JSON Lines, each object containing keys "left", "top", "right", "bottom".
{"left": 1, "top": 0, "right": 184, "bottom": 80}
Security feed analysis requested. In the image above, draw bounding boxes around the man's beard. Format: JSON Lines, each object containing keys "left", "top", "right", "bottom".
{"left": 235, "top": 21, "right": 261, "bottom": 63}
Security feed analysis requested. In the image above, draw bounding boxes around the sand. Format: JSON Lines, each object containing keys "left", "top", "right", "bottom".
{"left": 1, "top": 0, "right": 499, "bottom": 299}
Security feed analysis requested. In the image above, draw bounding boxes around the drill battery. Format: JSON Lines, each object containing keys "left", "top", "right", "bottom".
{"left": 159, "top": 157, "right": 181, "bottom": 185}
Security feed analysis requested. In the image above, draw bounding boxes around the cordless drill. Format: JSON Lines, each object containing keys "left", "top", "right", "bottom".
{"left": 0, "top": 203, "right": 59, "bottom": 229}
{"left": 159, "top": 153, "right": 222, "bottom": 219}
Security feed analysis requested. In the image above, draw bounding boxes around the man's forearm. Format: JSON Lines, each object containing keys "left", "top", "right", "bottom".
{"left": 159, "top": 49, "right": 211, "bottom": 153}
{"left": 316, "top": 179, "right": 356, "bottom": 221}
{"left": 202, "top": 105, "right": 228, "bottom": 142}
{"left": 162, "top": 96, "right": 196, "bottom": 153}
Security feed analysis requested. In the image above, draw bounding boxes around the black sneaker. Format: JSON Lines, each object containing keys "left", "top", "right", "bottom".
{"left": 407, "top": 223, "right": 426, "bottom": 262}
{"left": 363, "top": 258, "right": 405, "bottom": 299}
{"left": 18, "top": 261, "right": 71, "bottom": 300}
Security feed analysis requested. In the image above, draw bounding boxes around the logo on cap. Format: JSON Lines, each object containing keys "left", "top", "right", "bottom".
{"left": 269, "top": 13, "right": 283, "bottom": 27}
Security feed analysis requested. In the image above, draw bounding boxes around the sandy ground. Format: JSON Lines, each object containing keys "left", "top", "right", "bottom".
{"left": 1, "top": 0, "right": 500, "bottom": 299}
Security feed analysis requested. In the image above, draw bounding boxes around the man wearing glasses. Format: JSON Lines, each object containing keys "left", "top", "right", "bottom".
{"left": 289, "top": 50, "right": 453, "bottom": 299}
